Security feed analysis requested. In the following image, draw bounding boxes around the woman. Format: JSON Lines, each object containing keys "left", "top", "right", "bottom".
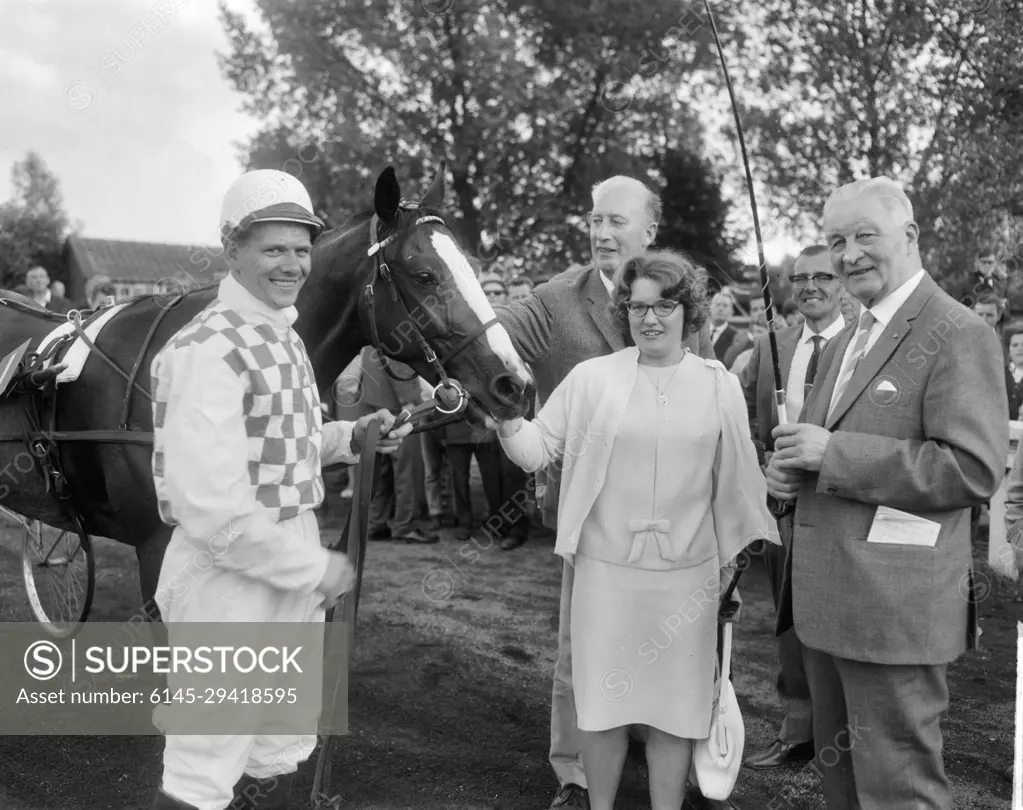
{"left": 497, "top": 250, "right": 775, "bottom": 810}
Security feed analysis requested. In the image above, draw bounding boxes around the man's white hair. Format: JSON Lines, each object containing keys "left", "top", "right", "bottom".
{"left": 591, "top": 175, "right": 662, "bottom": 225}
{"left": 824, "top": 176, "right": 915, "bottom": 224}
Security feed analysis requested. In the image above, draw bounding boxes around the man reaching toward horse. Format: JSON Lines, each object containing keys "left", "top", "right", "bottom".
{"left": 149, "top": 169, "right": 413, "bottom": 810}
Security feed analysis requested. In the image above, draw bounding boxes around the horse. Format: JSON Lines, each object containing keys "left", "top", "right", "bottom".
{"left": 0, "top": 164, "right": 535, "bottom": 627}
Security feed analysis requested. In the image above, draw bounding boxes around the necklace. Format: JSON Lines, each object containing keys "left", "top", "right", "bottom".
{"left": 639, "top": 353, "right": 686, "bottom": 406}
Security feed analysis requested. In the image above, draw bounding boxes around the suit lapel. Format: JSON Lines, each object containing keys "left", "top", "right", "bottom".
{"left": 583, "top": 267, "right": 626, "bottom": 351}
{"left": 823, "top": 275, "right": 936, "bottom": 430}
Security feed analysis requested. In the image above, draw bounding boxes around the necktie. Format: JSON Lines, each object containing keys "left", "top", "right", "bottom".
{"left": 803, "top": 335, "right": 824, "bottom": 399}
{"left": 827, "top": 311, "right": 877, "bottom": 419}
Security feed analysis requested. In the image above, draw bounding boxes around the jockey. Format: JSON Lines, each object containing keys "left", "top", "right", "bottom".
{"left": 149, "top": 169, "right": 412, "bottom": 810}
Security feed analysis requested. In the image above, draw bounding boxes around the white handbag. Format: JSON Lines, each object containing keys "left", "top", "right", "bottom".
{"left": 691, "top": 621, "right": 745, "bottom": 800}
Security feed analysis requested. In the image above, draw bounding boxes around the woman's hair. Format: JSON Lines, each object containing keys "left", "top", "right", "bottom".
{"left": 610, "top": 249, "right": 709, "bottom": 337}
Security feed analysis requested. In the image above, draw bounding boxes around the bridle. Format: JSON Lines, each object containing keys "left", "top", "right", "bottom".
{"left": 362, "top": 200, "right": 502, "bottom": 432}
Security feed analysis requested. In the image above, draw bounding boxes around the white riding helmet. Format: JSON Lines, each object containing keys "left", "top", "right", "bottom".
{"left": 219, "top": 170, "right": 324, "bottom": 240}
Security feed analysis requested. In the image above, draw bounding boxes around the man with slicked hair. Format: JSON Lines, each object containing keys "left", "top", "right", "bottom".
{"left": 496, "top": 175, "right": 722, "bottom": 810}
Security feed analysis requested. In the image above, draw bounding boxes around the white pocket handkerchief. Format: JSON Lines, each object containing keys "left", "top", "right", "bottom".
{"left": 874, "top": 379, "right": 898, "bottom": 393}
{"left": 866, "top": 506, "right": 940, "bottom": 547}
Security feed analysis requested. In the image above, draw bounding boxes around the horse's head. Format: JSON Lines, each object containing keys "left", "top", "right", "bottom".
{"left": 300, "top": 165, "right": 535, "bottom": 425}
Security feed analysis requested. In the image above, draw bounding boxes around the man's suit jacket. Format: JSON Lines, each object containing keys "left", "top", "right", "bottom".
{"left": 777, "top": 273, "right": 1008, "bottom": 666}
{"left": 723, "top": 331, "right": 753, "bottom": 370}
{"left": 352, "top": 346, "right": 423, "bottom": 418}
{"left": 496, "top": 263, "right": 715, "bottom": 528}
{"left": 712, "top": 323, "right": 740, "bottom": 363}
{"left": 46, "top": 295, "right": 74, "bottom": 315}
{"left": 739, "top": 324, "right": 801, "bottom": 464}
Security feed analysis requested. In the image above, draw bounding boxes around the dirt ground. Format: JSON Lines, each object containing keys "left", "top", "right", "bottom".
{"left": 0, "top": 477, "right": 1017, "bottom": 810}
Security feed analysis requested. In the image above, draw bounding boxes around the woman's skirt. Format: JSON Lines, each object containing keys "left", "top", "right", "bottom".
{"left": 570, "top": 550, "right": 720, "bottom": 739}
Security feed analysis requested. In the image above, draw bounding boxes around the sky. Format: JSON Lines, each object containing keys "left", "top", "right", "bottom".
{"left": 1, "top": 0, "right": 799, "bottom": 262}
{"left": 1, "top": 0, "right": 263, "bottom": 247}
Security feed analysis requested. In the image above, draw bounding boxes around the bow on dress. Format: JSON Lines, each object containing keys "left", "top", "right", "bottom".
{"left": 626, "top": 518, "right": 677, "bottom": 563}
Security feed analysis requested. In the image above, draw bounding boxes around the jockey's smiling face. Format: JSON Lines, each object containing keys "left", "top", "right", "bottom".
{"left": 226, "top": 222, "right": 314, "bottom": 309}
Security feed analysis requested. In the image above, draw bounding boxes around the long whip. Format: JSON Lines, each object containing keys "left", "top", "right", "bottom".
{"left": 700, "top": 0, "right": 787, "bottom": 425}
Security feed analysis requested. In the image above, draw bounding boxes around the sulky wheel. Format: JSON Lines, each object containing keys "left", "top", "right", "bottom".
{"left": 21, "top": 518, "right": 95, "bottom": 639}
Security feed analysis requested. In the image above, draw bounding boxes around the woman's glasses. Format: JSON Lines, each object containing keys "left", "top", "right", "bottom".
{"left": 625, "top": 299, "right": 680, "bottom": 318}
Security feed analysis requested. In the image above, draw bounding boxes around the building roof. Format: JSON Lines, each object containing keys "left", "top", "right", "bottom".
{"left": 65, "top": 236, "right": 228, "bottom": 285}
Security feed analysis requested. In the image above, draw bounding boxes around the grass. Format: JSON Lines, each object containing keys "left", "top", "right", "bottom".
{"left": 0, "top": 480, "right": 1017, "bottom": 809}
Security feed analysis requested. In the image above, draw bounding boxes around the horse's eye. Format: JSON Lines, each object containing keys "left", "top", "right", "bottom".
{"left": 414, "top": 272, "right": 436, "bottom": 285}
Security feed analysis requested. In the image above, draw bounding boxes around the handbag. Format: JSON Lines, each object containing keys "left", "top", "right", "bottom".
{"left": 691, "top": 604, "right": 745, "bottom": 799}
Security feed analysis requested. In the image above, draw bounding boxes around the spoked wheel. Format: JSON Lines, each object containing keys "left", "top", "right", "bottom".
{"left": 21, "top": 519, "right": 95, "bottom": 639}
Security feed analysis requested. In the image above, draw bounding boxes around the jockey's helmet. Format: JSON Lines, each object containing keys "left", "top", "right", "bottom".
{"left": 219, "top": 170, "right": 324, "bottom": 241}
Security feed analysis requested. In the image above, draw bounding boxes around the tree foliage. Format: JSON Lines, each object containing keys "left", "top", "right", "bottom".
{"left": 655, "top": 145, "right": 741, "bottom": 288}
{"left": 216, "top": 0, "right": 744, "bottom": 277}
{"left": 0, "top": 152, "right": 74, "bottom": 289}
{"left": 735, "top": 0, "right": 1023, "bottom": 288}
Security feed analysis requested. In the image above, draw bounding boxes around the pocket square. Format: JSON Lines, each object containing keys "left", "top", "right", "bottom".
{"left": 874, "top": 379, "right": 898, "bottom": 393}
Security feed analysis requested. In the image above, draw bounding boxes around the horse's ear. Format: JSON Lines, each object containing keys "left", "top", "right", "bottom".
{"left": 420, "top": 161, "right": 447, "bottom": 209}
{"left": 374, "top": 166, "right": 401, "bottom": 224}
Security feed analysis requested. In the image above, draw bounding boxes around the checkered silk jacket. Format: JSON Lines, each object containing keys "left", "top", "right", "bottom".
{"left": 151, "top": 275, "right": 325, "bottom": 527}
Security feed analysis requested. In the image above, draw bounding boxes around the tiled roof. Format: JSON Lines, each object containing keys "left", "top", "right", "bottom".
{"left": 66, "top": 236, "right": 228, "bottom": 284}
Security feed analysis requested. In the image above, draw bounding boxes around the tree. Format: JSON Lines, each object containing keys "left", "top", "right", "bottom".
{"left": 735, "top": 0, "right": 1023, "bottom": 285}
{"left": 0, "top": 152, "right": 74, "bottom": 289}
{"left": 217, "top": 0, "right": 743, "bottom": 276}
{"left": 655, "top": 145, "right": 742, "bottom": 288}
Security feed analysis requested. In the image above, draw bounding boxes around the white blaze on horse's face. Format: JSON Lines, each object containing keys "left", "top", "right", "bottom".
{"left": 429, "top": 232, "right": 533, "bottom": 387}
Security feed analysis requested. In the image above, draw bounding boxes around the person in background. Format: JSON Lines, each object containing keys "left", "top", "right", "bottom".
{"left": 24, "top": 265, "right": 73, "bottom": 314}
{"left": 481, "top": 273, "right": 508, "bottom": 304}
{"left": 781, "top": 298, "right": 804, "bottom": 327}
{"left": 727, "top": 320, "right": 767, "bottom": 377}
{"left": 421, "top": 414, "right": 454, "bottom": 532}
{"left": 497, "top": 249, "right": 772, "bottom": 810}
{"left": 766, "top": 176, "right": 1007, "bottom": 810}
{"left": 723, "top": 296, "right": 768, "bottom": 369}
{"left": 1004, "top": 326, "right": 1023, "bottom": 420}
{"left": 455, "top": 271, "right": 533, "bottom": 548}
{"left": 968, "top": 246, "right": 1008, "bottom": 309}
{"left": 739, "top": 243, "right": 846, "bottom": 773}
{"left": 50, "top": 280, "right": 66, "bottom": 299}
{"left": 974, "top": 292, "right": 1006, "bottom": 352}
{"left": 354, "top": 345, "right": 438, "bottom": 545}
{"left": 443, "top": 410, "right": 504, "bottom": 542}
{"left": 495, "top": 174, "right": 721, "bottom": 810}
{"left": 509, "top": 275, "right": 535, "bottom": 303}
{"left": 708, "top": 290, "right": 739, "bottom": 362}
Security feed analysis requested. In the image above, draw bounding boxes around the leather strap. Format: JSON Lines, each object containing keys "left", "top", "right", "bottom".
{"left": 311, "top": 417, "right": 380, "bottom": 809}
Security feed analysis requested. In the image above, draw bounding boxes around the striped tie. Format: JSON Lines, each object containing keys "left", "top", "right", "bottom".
{"left": 827, "top": 311, "right": 877, "bottom": 419}
{"left": 803, "top": 335, "right": 824, "bottom": 400}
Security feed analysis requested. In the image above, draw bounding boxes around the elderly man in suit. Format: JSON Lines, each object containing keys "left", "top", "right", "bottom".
{"left": 739, "top": 244, "right": 846, "bottom": 772}
{"left": 765, "top": 177, "right": 1007, "bottom": 809}
{"left": 496, "top": 174, "right": 722, "bottom": 810}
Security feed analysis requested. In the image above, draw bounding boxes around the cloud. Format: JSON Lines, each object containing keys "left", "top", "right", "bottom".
{"left": 0, "top": 0, "right": 263, "bottom": 246}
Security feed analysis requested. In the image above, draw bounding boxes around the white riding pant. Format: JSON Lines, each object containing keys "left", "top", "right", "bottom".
{"left": 153, "top": 509, "right": 327, "bottom": 810}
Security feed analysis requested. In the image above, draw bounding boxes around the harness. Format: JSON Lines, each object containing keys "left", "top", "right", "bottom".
{"left": 360, "top": 201, "right": 501, "bottom": 432}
